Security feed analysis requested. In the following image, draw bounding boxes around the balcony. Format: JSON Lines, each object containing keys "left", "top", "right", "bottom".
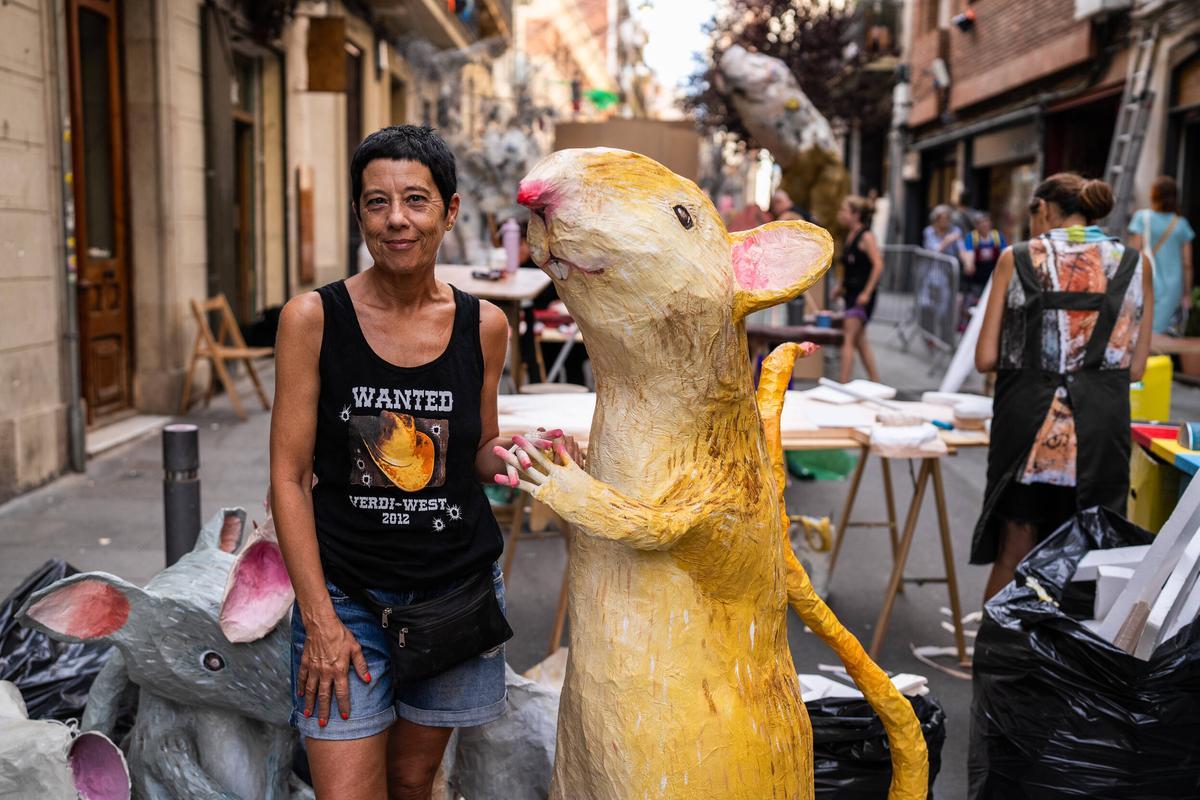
{"left": 363, "top": 1, "right": 512, "bottom": 48}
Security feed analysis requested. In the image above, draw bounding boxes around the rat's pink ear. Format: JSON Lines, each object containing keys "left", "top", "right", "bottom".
{"left": 730, "top": 220, "right": 834, "bottom": 321}
{"left": 219, "top": 520, "right": 294, "bottom": 643}
{"left": 19, "top": 573, "right": 142, "bottom": 644}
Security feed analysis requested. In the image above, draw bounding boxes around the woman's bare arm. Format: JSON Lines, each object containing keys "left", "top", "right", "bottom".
{"left": 474, "top": 301, "right": 512, "bottom": 482}
{"left": 1130, "top": 254, "right": 1155, "bottom": 382}
{"left": 975, "top": 248, "right": 1013, "bottom": 373}
{"left": 1183, "top": 241, "right": 1193, "bottom": 311}
{"left": 859, "top": 231, "right": 885, "bottom": 299}
{"left": 269, "top": 293, "right": 368, "bottom": 725}
{"left": 270, "top": 293, "right": 331, "bottom": 622}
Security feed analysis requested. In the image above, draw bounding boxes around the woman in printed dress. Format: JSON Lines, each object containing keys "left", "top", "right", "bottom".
{"left": 973, "top": 173, "right": 1153, "bottom": 602}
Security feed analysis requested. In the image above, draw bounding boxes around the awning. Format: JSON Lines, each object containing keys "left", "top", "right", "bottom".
{"left": 912, "top": 105, "right": 1041, "bottom": 152}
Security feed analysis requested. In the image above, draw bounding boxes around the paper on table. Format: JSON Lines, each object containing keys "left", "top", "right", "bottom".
{"left": 801, "top": 380, "right": 897, "bottom": 406}
{"left": 783, "top": 392, "right": 877, "bottom": 429}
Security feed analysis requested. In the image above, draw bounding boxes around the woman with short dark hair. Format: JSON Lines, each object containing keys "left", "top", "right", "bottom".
{"left": 1128, "top": 175, "right": 1195, "bottom": 334}
{"left": 269, "top": 125, "right": 569, "bottom": 799}
{"left": 974, "top": 173, "right": 1153, "bottom": 602}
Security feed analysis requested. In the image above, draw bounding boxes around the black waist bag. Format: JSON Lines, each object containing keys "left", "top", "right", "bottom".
{"left": 345, "top": 569, "right": 512, "bottom": 682}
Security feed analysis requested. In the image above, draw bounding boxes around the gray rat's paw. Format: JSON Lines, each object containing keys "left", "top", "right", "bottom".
{"left": 288, "top": 773, "right": 316, "bottom": 800}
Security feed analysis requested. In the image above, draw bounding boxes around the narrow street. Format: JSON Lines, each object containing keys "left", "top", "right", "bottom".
{"left": 7, "top": 324, "right": 1195, "bottom": 796}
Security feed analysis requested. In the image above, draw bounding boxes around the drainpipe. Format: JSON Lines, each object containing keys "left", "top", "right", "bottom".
{"left": 53, "top": 1, "right": 87, "bottom": 473}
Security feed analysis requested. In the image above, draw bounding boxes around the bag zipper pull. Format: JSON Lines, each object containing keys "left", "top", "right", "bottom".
{"left": 399, "top": 627, "right": 408, "bottom": 648}
{"left": 382, "top": 607, "right": 392, "bottom": 629}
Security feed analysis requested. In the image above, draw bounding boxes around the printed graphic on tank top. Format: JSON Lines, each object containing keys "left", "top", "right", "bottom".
{"left": 312, "top": 281, "right": 502, "bottom": 591}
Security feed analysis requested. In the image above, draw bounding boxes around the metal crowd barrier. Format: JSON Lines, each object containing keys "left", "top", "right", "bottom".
{"left": 876, "top": 245, "right": 961, "bottom": 373}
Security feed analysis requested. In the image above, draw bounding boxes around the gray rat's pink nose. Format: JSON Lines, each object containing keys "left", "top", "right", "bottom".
{"left": 517, "top": 179, "right": 556, "bottom": 216}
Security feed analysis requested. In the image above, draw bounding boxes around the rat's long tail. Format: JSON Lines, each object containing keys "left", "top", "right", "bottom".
{"left": 756, "top": 343, "right": 929, "bottom": 800}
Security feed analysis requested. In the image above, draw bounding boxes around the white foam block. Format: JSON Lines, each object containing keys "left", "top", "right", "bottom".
{"left": 801, "top": 380, "right": 897, "bottom": 406}
{"left": 1163, "top": 566, "right": 1200, "bottom": 644}
{"left": 1097, "top": 476, "right": 1200, "bottom": 649}
{"left": 1072, "top": 546, "right": 1151, "bottom": 582}
{"left": 1136, "top": 528, "right": 1200, "bottom": 660}
{"left": 1094, "top": 565, "right": 1135, "bottom": 621}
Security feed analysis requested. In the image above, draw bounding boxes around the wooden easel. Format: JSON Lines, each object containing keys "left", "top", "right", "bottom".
{"left": 827, "top": 446, "right": 970, "bottom": 665}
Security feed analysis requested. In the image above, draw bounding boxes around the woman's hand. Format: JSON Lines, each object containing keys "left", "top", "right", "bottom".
{"left": 857, "top": 288, "right": 873, "bottom": 306}
{"left": 298, "top": 611, "right": 371, "bottom": 727}
{"left": 492, "top": 428, "right": 583, "bottom": 487}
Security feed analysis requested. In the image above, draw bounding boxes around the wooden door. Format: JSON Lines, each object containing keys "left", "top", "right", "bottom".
{"left": 67, "top": 0, "right": 131, "bottom": 423}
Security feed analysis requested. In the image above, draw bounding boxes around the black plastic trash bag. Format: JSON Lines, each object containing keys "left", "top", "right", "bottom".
{"left": 810, "top": 693, "right": 946, "bottom": 798}
{"left": 970, "top": 506, "right": 1200, "bottom": 800}
{"left": 0, "top": 559, "right": 113, "bottom": 721}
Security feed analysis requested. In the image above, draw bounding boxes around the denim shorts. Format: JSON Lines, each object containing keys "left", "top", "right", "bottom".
{"left": 290, "top": 562, "right": 507, "bottom": 740}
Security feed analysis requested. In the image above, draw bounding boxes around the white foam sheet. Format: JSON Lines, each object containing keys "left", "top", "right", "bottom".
{"left": 800, "top": 380, "right": 897, "bottom": 406}
{"left": 1094, "top": 565, "right": 1135, "bottom": 621}
{"left": 1072, "top": 546, "right": 1151, "bottom": 582}
{"left": 798, "top": 673, "right": 928, "bottom": 703}
{"left": 1097, "top": 476, "right": 1200, "bottom": 650}
{"left": 1164, "top": 567, "right": 1200, "bottom": 644}
{"left": 1136, "top": 528, "right": 1200, "bottom": 659}
{"left": 939, "top": 277, "right": 990, "bottom": 393}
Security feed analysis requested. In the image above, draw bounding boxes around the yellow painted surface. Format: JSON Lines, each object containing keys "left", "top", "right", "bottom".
{"left": 512, "top": 149, "right": 927, "bottom": 799}
{"left": 1130, "top": 355, "right": 1173, "bottom": 422}
{"left": 1149, "top": 437, "right": 1191, "bottom": 465}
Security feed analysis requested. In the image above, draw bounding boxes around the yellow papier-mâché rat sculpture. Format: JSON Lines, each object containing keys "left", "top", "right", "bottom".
{"left": 504, "top": 149, "right": 927, "bottom": 800}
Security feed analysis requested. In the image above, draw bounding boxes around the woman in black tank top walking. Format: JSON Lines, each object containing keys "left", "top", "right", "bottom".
{"left": 270, "top": 126, "right": 570, "bottom": 799}
{"left": 834, "top": 196, "right": 884, "bottom": 383}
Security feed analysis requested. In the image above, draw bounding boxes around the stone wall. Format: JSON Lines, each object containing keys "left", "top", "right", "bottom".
{"left": 0, "top": 0, "right": 68, "bottom": 501}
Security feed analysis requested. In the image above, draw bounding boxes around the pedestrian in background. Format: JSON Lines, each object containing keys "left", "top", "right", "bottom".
{"left": 922, "top": 204, "right": 964, "bottom": 258}
{"left": 974, "top": 173, "right": 1152, "bottom": 602}
{"left": 833, "top": 195, "right": 883, "bottom": 383}
{"left": 770, "top": 188, "right": 812, "bottom": 223}
{"left": 1128, "top": 176, "right": 1195, "bottom": 335}
{"left": 959, "top": 212, "right": 1006, "bottom": 324}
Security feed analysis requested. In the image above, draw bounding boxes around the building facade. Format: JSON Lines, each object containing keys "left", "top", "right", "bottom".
{"left": 0, "top": 0, "right": 510, "bottom": 502}
{"left": 899, "top": 0, "right": 1200, "bottom": 245}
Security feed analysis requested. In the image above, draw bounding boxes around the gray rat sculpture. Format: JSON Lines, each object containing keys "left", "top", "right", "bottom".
{"left": 19, "top": 509, "right": 311, "bottom": 800}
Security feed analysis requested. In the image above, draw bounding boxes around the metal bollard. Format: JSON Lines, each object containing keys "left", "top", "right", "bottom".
{"left": 163, "top": 424, "right": 201, "bottom": 566}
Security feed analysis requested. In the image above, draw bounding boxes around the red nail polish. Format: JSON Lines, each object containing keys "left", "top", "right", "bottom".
{"left": 304, "top": 709, "right": 311, "bottom": 718}
{"left": 319, "top": 718, "right": 327, "bottom": 728}
{"left": 341, "top": 712, "right": 349, "bottom": 720}
{"left": 365, "top": 672, "right": 372, "bottom": 682}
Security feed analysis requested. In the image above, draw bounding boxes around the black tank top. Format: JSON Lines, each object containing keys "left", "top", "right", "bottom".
{"left": 842, "top": 227, "right": 871, "bottom": 291}
{"left": 311, "top": 280, "right": 502, "bottom": 590}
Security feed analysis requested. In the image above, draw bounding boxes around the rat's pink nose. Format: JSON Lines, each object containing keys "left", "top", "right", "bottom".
{"left": 517, "top": 180, "right": 555, "bottom": 215}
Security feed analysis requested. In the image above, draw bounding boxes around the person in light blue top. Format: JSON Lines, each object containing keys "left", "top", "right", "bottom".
{"left": 1128, "top": 176, "right": 1195, "bottom": 334}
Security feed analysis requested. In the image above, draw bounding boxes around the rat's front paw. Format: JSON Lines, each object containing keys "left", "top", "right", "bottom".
{"left": 494, "top": 435, "right": 593, "bottom": 512}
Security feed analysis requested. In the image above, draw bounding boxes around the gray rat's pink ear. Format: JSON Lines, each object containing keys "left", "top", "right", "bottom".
{"left": 19, "top": 573, "right": 143, "bottom": 644}
{"left": 730, "top": 220, "right": 834, "bottom": 321}
{"left": 219, "top": 518, "right": 294, "bottom": 643}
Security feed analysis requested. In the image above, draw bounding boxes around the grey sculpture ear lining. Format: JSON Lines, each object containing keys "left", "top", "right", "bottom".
{"left": 18, "top": 572, "right": 144, "bottom": 645}
{"left": 194, "top": 508, "right": 247, "bottom": 554}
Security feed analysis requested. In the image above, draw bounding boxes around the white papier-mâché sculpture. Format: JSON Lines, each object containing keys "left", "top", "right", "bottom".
{"left": 0, "top": 679, "right": 131, "bottom": 799}
{"left": 717, "top": 45, "right": 851, "bottom": 230}
{"left": 504, "top": 148, "right": 927, "bottom": 799}
{"left": 19, "top": 509, "right": 311, "bottom": 800}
